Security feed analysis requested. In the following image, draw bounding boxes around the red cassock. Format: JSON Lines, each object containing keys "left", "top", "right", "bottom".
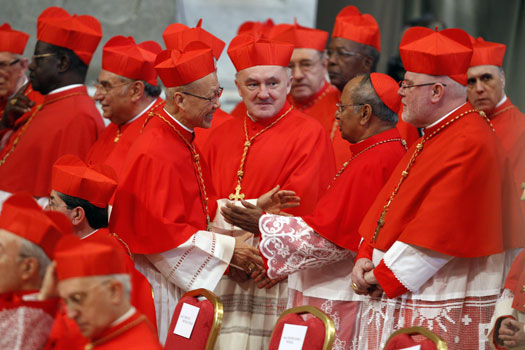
{"left": 288, "top": 81, "right": 353, "bottom": 170}
{"left": 109, "top": 108, "right": 216, "bottom": 254}
{"left": 302, "top": 128, "right": 407, "bottom": 252}
{"left": 0, "top": 290, "right": 59, "bottom": 350}
{"left": 85, "top": 98, "right": 165, "bottom": 177}
{"left": 488, "top": 98, "right": 525, "bottom": 216}
{"left": 203, "top": 101, "right": 336, "bottom": 216}
{"left": 88, "top": 311, "right": 161, "bottom": 349}
{"left": 44, "top": 228, "right": 157, "bottom": 350}
{"left": 0, "top": 85, "right": 104, "bottom": 197}
{"left": 358, "top": 103, "right": 525, "bottom": 296}
{"left": 193, "top": 108, "right": 235, "bottom": 151}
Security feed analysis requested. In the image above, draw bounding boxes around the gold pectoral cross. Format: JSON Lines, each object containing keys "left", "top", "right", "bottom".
{"left": 229, "top": 184, "right": 245, "bottom": 201}
{"left": 373, "top": 211, "right": 386, "bottom": 242}
{"left": 521, "top": 182, "right": 525, "bottom": 201}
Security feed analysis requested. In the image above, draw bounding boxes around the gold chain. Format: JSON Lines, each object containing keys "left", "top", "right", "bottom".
{"left": 0, "top": 91, "right": 85, "bottom": 167}
{"left": 372, "top": 109, "right": 488, "bottom": 242}
{"left": 229, "top": 106, "right": 293, "bottom": 201}
{"left": 328, "top": 138, "right": 408, "bottom": 189}
{"left": 115, "top": 100, "right": 165, "bottom": 143}
{"left": 85, "top": 314, "right": 149, "bottom": 350}
{"left": 151, "top": 111, "right": 212, "bottom": 230}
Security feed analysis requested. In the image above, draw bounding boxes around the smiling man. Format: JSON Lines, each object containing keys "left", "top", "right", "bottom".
{"left": 204, "top": 33, "right": 335, "bottom": 350}
{"left": 86, "top": 36, "right": 164, "bottom": 176}
{"left": 467, "top": 37, "right": 525, "bottom": 216}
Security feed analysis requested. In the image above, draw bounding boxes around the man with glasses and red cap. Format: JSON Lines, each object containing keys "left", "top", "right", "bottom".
{"left": 0, "top": 193, "right": 71, "bottom": 350}
{"left": 222, "top": 72, "right": 407, "bottom": 347}
{"left": 0, "top": 7, "right": 104, "bottom": 199}
{"left": 109, "top": 42, "right": 263, "bottom": 344}
{"left": 86, "top": 36, "right": 164, "bottom": 176}
{"left": 161, "top": 20, "right": 235, "bottom": 150}
{"left": 351, "top": 27, "right": 524, "bottom": 348}
{"left": 0, "top": 23, "right": 43, "bottom": 131}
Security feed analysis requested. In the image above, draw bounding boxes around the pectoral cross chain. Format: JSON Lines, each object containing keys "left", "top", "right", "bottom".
{"left": 373, "top": 211, "right": 386, "bottom": 242}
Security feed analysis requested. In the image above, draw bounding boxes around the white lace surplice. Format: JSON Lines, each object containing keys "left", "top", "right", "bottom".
{"left": 259, "top": 214, "right": 363, "bottom": 349}
{"left": 0, "top": 304, "right": 54, "bottom": 350}
{"left": 134, "top": 230, "right": 235, "bottom": 344}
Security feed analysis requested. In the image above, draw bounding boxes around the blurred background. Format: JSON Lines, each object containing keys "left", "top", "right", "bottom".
{"left": 2, "top": 0, "right": 524, "bottom": 112}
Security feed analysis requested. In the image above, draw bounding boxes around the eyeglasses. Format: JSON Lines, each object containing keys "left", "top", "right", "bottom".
{"left": 47, "top": 200, "right": 70, "bottom": 210}
{"left": 398, "top": 81, "right": 447, "bottom": 90}
{"left": 181, "top": 87, "right": 223, "bottom": 102}
{"left": 289, "top": 59, "right": 321, "bottom": 73}
{"left": 93, "top": 80, "right": 133, "bottom": 94}
{"left": 326, "top": 49, "right": 364, "bottom": 60}
{"left": 336, "top": 103, "right": 363, "bottom": 114}
{"left": 0, "top": 58, "right": 20, "bottom": 71}
{"left": 31, "top": 52, "right": 57, "bottom": 61}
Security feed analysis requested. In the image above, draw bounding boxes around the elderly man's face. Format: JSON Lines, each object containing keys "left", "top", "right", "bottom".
{"left": 0, "top": 229, "right": 24, "bottom": 293}
{"left": 398, "top": 71, "right": 436, "bottom": 128}
{"left": 58, "top": 276, "right": 117, "bottom": 339}
{"left": 181, "top": 72, "right": 221, "bottom": 129}
{"left": 288, "top": 48, "right": 327, "bottom": 102}
{"left": 327, "top": 38, "right": 370, "bottom": 92}
{"left": 335, "top": 75, "right": 365, "bottom": 143}
{"left": 0, "top": 52, "right": 26, "bottom": 98}
{"left": 93, "top": 70, "right": 135, "bottom": 124}
{"left": 235, "top": 65, "right": 292, "bottom": 120}
{"left": 467, "top": 65, "right": 505, "bottom": 114}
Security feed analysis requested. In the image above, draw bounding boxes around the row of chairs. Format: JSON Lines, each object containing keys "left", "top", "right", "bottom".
{"left": 164, "top": 288, "right": 448, "bottom": 350}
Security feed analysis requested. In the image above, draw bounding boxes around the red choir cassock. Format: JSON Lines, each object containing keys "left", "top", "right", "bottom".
{"left": 469, "top": 37, "right": 525, "bottom": 216}
{"left": 205, "top": 101, "right": 335, "bottom": 216}
{"left": 54, "top": 235, "right": 161, "bottom": 350}
{"left": 0, "top": 7, "right": 104, "bottom": 197}
{"left": 85, "top": 35, "right": 165, "bottom": 176}
{"left": 304, "top": 128, "right": 406, "bottom": 252}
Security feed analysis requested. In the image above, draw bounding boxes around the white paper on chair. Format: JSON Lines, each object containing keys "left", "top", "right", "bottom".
{"left": 173, "top": 303, "right": 200, "bottom": 339}
{"left": 400, "top": 346, "right": 421, "bottom": 350}
{"left": 278, "top": 323, "right": 308, "bottom": 350}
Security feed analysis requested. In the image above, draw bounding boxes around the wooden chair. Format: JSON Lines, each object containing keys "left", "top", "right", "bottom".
{"left": 269, "top": 305, "right": 335, "bottom": 350}
{"left": 164, "top": 288, "right": 223, "bottom": 350}
{"left": 384, "top": 326, "right": 448, "bottom": 350}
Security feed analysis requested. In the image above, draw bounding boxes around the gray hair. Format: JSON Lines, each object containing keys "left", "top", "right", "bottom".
{"left": 351, "top": 73, "right": 398, "bottom": 124}
{"left": 100, "top": 274, "right": 132, "bottom": 297}
{"left": 17, "top": 237, "right": 51, "bottom": 279}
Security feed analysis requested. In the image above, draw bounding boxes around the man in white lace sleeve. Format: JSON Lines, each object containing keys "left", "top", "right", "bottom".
{"left": 222, "top": 72, "right": 407, "bottom": 347}
{"left": 0, "top": 192, "right": 71, "bottom": 350}
{"left": 109, "top": 42, "right": 263, "bottom": 344}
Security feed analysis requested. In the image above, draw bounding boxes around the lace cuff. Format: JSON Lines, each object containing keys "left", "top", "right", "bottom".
{"left": 259, "top": 214, "right": 352, "bottom": 279}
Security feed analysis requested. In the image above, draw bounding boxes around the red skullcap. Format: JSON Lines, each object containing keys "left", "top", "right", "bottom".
{"left": 370, "top": 73, "right": 401, "bottom": 114}
{"left": 37, "top": 6, "right": 102, "bottom": 65}
{"left": 163, "top": 19, "right": 225, "bottom": 60}
{"left": 332, "top": 6, "right": 381, "bottom": 52}
{"left": 0, "top": 23, "right": 30, "bottom": 54}
{"left": 155, "top": 41, "right": 216, "bottom": 87}
{"left": 52, "top": 155, "right": 118, "bottom": 208}
{"left": 270, "top": 19, "right": 328, "bottom": 51}
{"left": 400, "top": 27, "right": 473, "bottom": 85}
{"left": 55, "top": 235, "right": 128, "bottom": 281}
{"left": 0, "top": 193, "right": 72, "bottom": 259}
{"left": 102, "top": 36, "right": 161, "bottom": 86}
{"left": 469, "top": 36, "right": 506, "bottom": 67}
{"left": 227, "top": 33, "right": 294, "bottom": 72}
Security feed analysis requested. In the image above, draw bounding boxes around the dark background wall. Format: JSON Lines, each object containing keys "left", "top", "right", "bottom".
{"left": 317, "top": 0, "right": 525, "bottom": 111}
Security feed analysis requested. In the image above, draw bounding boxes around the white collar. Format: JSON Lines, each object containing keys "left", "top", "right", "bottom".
{"left": 424, "top": 103, "right": 465, "bottom": 131}
{"left": 124, "top": 99, "right": 157, "bottom": 125}
{"left": 78, "top": 229, "right": 97, "bottom": 240}
{"left": 47, "top": 84, "right": 83, "bottom": 95}
{"left": 496, "top": 95, "right": 507, "bottom": 108}
{"left": 110, "top": 306, "right": 136, "bottom": 327}
{"left": 163, "top": 107, "right": 193, "bottom": 133}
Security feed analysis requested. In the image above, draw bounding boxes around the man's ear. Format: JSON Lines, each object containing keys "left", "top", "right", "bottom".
{"left": 70, "top": 206, "right": 86, "bottom": 226}
{"left": 360, "top": 104, "right": 373, "bottom": 125}
{"left": 108, "top": 279, "right": 124, "bottom": 304}
{"left": 19, "top": 257, "right": 40, "bottom": 282}
{"left": 56, "top": 52, "right": 71, "bottom": 73}
{"left": 129, "top": 81, "right": 145, "bottom": 102}
{"left": 430, "top": 83, "right": 446, "bottom": 104}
